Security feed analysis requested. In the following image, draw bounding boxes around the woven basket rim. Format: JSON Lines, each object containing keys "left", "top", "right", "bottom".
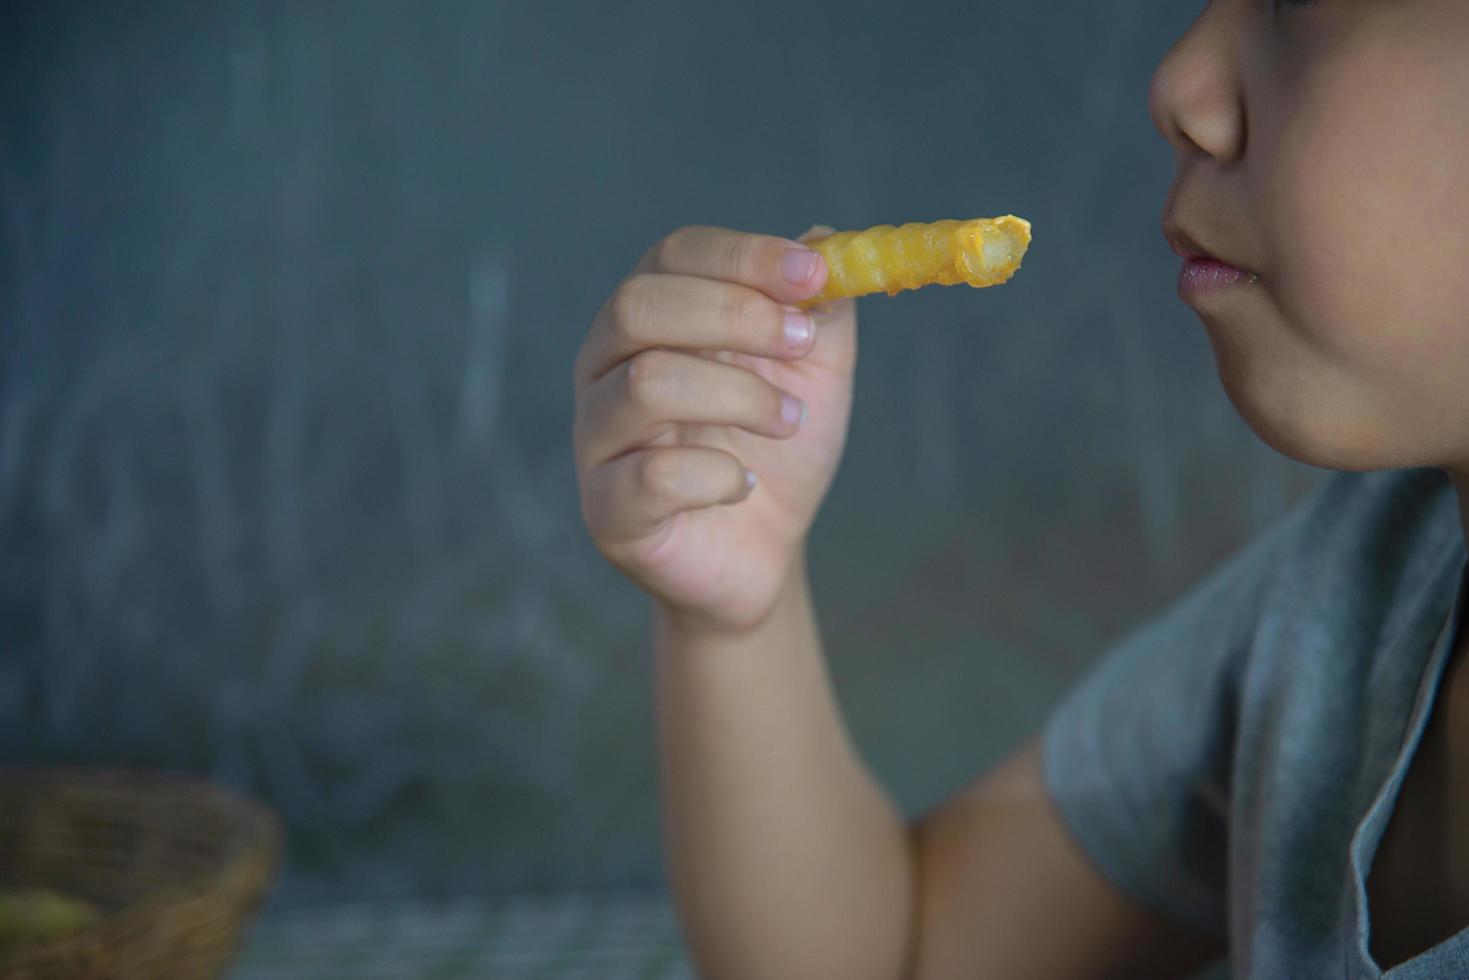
{"left": 0, "top": 767, "right": 279, "bottom": 829}
{"left": 0, "top": 766, "right": 283, "bottom": 898}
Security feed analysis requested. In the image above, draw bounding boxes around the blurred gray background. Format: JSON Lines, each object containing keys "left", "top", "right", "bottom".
{"left": 0, "top": 0, "right": 1327, "bottom": 908}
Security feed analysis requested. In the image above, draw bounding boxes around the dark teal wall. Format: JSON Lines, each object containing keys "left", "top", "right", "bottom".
{"left": 0, "top": 1, "right": 1326, "bottom": 903}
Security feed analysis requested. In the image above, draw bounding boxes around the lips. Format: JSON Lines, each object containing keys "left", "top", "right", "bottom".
{"left": 1163, "top": 222, "right": 1258, "bottom": 302}
{"left": 1180, "top": 258, "right": 1251, "bottom": 293}
{"left": 1164, "top": 225, "right": 1222, "bottom": 264}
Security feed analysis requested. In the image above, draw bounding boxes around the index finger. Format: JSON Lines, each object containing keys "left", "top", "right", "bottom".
{"left": 634, "top": 225, "right": 829, "bottom": 306}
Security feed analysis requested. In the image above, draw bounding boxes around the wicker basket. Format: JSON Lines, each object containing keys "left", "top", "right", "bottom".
{"left": 0, "top": 768, "right": 282, "bottom": 980}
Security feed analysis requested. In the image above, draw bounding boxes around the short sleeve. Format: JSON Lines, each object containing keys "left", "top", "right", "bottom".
{"left": 1040, "top": 493, "right": 1315, "bottom": 938}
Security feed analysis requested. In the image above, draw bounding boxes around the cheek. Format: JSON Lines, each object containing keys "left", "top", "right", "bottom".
{"left": 1237, "top": 38, "right": 1469, "bottom": 466}
{"left": 1262, "top": 41, "right": 1469, "bottom": 365}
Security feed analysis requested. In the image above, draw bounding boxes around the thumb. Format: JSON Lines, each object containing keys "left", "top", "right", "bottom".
{"left": 793, "top": 224, "right": 853, "bottom": 325}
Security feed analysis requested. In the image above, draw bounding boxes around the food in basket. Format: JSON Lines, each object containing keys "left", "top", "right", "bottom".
{"left": 799, "top": 216, "right": 1031, "bottom": 308}
{"left": 0, "top": 888, "right": 101, "bottom": 953}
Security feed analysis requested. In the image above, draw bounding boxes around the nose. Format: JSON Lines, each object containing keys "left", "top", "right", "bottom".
{"left": 1148, "top": 2, "right": 1246, "bottom": 164}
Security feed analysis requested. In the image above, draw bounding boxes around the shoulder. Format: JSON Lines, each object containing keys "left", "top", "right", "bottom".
{"left": 1227, "top": 469, "right": 1463, "bottom": 906}
{"left": 1262, "top": 467, "right": 1459, "bottom": 628}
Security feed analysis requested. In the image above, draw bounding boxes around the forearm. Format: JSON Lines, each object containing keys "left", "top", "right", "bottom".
{"left": 654, "top": 553, "right": 917, "bottom": 980}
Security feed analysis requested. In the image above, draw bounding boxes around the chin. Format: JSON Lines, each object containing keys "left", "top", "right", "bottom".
{"left": 1211, "top": 354, "right": 1411, "bottom": 474}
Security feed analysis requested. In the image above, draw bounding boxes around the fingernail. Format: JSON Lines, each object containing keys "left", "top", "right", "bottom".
{"left": 744, "top": 469, "right": 757, "bottom": 493}
{"left": 783, "top": 309, "right": 813, "bottom": 350}
{"left": 780, "top": 393, "right": 804, "bottom": 429}
{"left": 781, "top": 248, "right": 818, "bottom": 285}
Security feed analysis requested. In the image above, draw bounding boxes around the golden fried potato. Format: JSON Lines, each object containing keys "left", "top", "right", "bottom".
{"left": 800, "top": 216, "right": 1031, "bottom": 308}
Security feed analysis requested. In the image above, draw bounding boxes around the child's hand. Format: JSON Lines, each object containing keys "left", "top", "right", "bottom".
{"left": 573, "top": 225, "right": 857, "bottom": 634}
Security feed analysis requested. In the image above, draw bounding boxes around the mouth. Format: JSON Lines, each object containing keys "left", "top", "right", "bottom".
{"left": 1162, "top": 223, "right": 1259, "bottom": 303}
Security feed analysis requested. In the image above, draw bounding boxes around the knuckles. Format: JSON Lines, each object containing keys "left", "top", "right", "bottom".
{"left": 651, "top": 226, "right": 694, "bottom": 272}
{"left": 714, "top": 283, "right": 758, "bottom": 332}
{"left": 610, "top": 273, "right": 655, "bottom": 342}
{"left": 623, "top": 348, "right": 677, "bottom": 412}
{"left": 637, "top": 450, "right": 685, "bottom": 499}
{"left": 713, "top": 232, "right": 756, "bottom": 284}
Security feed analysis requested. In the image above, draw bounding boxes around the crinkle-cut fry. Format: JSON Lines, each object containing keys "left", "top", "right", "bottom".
{"left": 799, "top": 215, "right": 1032, "bottom": 309}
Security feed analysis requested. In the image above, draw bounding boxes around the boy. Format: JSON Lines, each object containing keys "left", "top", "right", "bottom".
{"left": 572, "top": 0, "right": 1469, "bottom": 976}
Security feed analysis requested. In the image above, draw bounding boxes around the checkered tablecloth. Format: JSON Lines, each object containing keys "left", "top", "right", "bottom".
{"left": 229, "top": 892, "right": 696, "bottom": 980}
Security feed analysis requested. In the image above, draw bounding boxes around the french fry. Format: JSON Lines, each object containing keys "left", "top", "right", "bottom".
{"left": 800, "top": 216, "right": 1031, "bottom": 308}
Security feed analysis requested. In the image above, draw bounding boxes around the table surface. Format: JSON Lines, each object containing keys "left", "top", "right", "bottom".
{"left": 230, "top": 892, "right": 1231, "bottom": 980}
{"left": 229, "top": 892, "right": 696, "bottom": 980}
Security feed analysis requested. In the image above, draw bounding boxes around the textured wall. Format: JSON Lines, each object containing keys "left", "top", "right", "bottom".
{"left": 0, "top": 1, "right": 1326, "bottom": 903}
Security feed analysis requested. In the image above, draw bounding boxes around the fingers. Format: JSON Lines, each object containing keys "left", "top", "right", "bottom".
{"left": 576, "top": 273, "right": 816, "bottom": 384}
{"left": 582, "top": 446, "right": 753, "bottom": 546}
{"left": 576, "top": 349, "right": 803, "bottom": 468}
{"left": 796, "top": 225, "right": 857, "bottom": 320}
{"left": 633, "top": 225, "right": 829, "bottom": 307}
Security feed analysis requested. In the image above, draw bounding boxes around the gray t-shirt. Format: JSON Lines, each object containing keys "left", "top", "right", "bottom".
{"left": 1042, "top": 466, "right": 1468, "bottom": 979}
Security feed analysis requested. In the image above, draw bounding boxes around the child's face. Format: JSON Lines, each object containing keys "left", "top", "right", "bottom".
{"left": 1151, "top": 0, "right": 1469, "bottom": 472}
